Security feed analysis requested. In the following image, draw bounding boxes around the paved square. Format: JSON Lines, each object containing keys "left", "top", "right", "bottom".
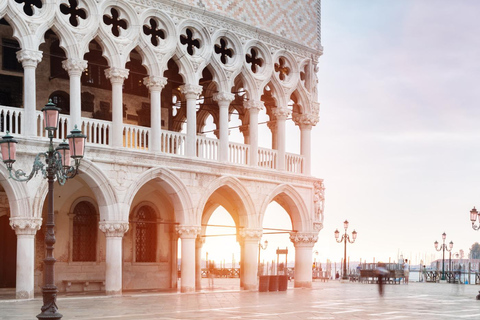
{"left": 1, "top": 280, "right": 479, "bottom": 319}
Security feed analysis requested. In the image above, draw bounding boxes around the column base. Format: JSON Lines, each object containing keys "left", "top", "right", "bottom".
{"left": 106, "top": 289, "right": 122, "bottom": 296}
{"left": 242, "top": 283, "right": 257, "bottom": 291}
{"left": 16, "top": 290, "right": 33, "bottom": 300}
{"left": 181, "top": 286, "right": 195, "bottom": 293}
{"left": 294, "top": 281, "right": 312, "bottom": 288}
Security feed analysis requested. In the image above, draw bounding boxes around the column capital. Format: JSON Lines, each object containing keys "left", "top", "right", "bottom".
{"left": 62, "top": 58, "right": 88, "bottom": 77}
{"left": 143, "top": 76, "right": 167, "bottom": 91}
{"left": 16, "top": 49, "right": 42, "bottom": 68}
{"left": 239, "top": 228, "right": 263, "bottom": 241}
{"left": 292, "top": 113, "right": 319, "bottom": 127}
{"left": 176, "top": 225, "right": 201, "bottom": 239}
{"left": 99, "top": 221, "right": 129, "bottom": 237}
{"left": 180, "top": 84, "right": 203, "bottom": 99}
{"left": 243, "top": 100, "right": 264, "bottom": 113}
{"left": 272, "top": 107, "right": 291, "bottom": 120}
{"left": 267, "top": 120, "right": 277, "bottom": 131}
{"left": 196, "top": 236, "right": 206, "bottom": 248}
{"left": 213, "top": 92, "right": 235, "bottom": 104}
{"left": 10, "top": 217, "right": 42, "bottom": 235}
{"left": 105, "top": 67, "right": 129, "bottom": 84}
{"left": 289, "top": 232, "right": 318, "bottom": 247}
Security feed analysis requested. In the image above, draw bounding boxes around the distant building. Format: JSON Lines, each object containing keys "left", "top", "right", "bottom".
{"left": 0, "top": 0, "right": 323, "bottom": 299}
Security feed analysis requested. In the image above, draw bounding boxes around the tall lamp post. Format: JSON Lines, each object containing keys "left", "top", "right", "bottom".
{"left": 258, "top": 240, "right": 268, "bottom": 276}
{"left": 434, "top": 232, "right": 453, "bottom": 281}
{"left": 334, "top": 220, "right": 357, "bottom": 280}
{"left": 0, "top": 100, "right": 86, "bottom": 320}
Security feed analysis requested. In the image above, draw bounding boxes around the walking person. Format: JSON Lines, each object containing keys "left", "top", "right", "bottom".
{"left": 377, "top": 262, "right": 388, "bottom": 296}
{"left": 403, "top": 259, "right": 410, "bottom": 284}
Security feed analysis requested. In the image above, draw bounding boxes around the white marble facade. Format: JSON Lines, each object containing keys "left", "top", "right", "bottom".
{"left": 0, "top": 0, "right": 324, "bottom": 299}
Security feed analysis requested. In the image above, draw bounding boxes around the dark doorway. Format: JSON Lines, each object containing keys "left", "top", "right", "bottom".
{"left": 0, "top": 215, "right": 16, "bottom": 288}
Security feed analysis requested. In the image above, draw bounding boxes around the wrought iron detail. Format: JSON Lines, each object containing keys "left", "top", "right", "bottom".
{"left": 72, "top": 201, "right": 97, "bottom": 262}
{"left": 135, "top": 206, "right": 156, "bottom": 263}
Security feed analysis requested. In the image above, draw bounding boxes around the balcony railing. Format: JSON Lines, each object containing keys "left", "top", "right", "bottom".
{"left": 0, "top": 106, "right": 304, "bottom": 174}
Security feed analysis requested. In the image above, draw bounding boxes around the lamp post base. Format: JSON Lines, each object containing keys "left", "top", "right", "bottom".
{"left": 37, "top": 312, "right": 63, "bottom": 320}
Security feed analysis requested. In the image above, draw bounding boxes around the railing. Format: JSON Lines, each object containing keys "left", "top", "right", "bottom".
{"left": 258, "top": 148, "right": 277, "bottom": 169}
{"left": 123, "top": 124, "right": 149, "bottom": 150}
{"left": 229, "top": 142, "right": 249, "bottom": 165}
{"left": 0, "top": 106, "right": 22, "bottom": 135}
{"left": 160, "top": 130, "right": 186, "bottom": 156}
{"left": 81, "top": 118, "right": 111, "bottom": 146}
{"left": 285, "top": 153, "right": 304, "bottom": 174}
{"left": 197, "top": 136, "right": 218, "bottom": 161}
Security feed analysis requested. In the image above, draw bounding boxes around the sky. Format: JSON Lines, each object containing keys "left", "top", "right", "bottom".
{"left": 202, "top": 0, "right": 480, "bottom": 268}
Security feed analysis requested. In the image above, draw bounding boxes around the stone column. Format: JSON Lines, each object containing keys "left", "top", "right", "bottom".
{"left": 180, "top": 84, "right": 203, "bottom": 157}
{"left": 99, "top": 222, "right": 129, "bottom": 296}
{"left": 195, "top": 236, "right": 205, "bottom": 290}
{"left": 62, "top": 59, "right": 88, "bottom": 132}
{"left": 244, "top": 100, "right": 264, "bottom": 167}
{"left": 213, "top": 92, "right": 235, "bottom": 162}
{"left": 176, "top": 225, "right": 200, "bottom": 293}
{"left": 105, "top": 68, "right": 129, "bottom": 148}
{"left": 144, "top": 76, "right": 167, "bottom": 153}
{"left": 290, "top": 232, "right": 318, "bottom": 288}
{"left": 293, "top": 114, "right": 317, "bottom": 175}
{"left": 239, "top": 125, "right": 250, "bottom": 145}
{"left": 16, "top": 49, "right": 42, "bottom": 137}
{"left": 10, "top": 217, "right": 42, "bottom": 299}
{"left": 239, "top": 228, "right": 262, "bottom": 290}
{"left": 272, "top": 108, "right": 290, "bottom": 171}
{"left": 267, "top": 121, "right": 277, "bottom": 150}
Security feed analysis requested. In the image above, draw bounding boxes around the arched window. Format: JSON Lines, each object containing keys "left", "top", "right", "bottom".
{"left": 135, "top": 205, "right": 157, "bottom": 262}
{"left": 72, "top": 201, "right": 97, "bottom": 262}
{"left": 49, "top": 91, "right": 70, "bottom": 114}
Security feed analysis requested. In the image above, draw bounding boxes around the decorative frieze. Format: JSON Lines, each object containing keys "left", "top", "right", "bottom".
{"left": 10, "top": 217, "right": 42, "bottom": 235}
{"left": 289, "top": 232, "right": 318, "bottom": 245}
{"left": 239, "top": 228, "right": 263, "bottom": 241}
{"left": 176, "top": 225, "right": 201, "bottom": 239}
{"left": 99, "top": 221, "right": 129, "bottom": 237}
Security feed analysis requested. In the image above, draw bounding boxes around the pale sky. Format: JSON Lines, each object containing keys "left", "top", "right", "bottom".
{"left": 201, "top": 0, "right": 480, "bottom": 268}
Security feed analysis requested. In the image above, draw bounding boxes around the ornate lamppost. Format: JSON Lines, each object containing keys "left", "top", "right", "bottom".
{"left": 334, "top": 220, "right": 357, "bottom": 280}
{"left": 434, "top": 232, "right": 453, "bottom": 281}
{"left": 469, "top": 207, "right": 480, "bottom": 230}
{"left": 258, "top": 239, "right": 268, "bottom": 276}
{"left": 0, "top": 100, "right": 86, "bottom": 320}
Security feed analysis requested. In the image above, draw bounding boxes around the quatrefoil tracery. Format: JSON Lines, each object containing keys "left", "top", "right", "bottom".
{"left": 180, "top": 28, "right": 201, "bottom": 56}
{"left": 60, "top": 0, "right": 87, "bottom": 27}
{"left": 245, "top": 48, "right": 263, "bottom": 74}
{"left": 103, "top": 8, "right": 128, "bottom": 37}
{"left": 214, "top": 38, "right": 233, "bottom": 65}
{"left": 274, "top": 57, "right": 290, "bottom": 81}
{"left": 143, "top": 19, "right": 166, "bottom": 47}
{"left": 15, "top": 0, "right": 42, "bottom": 17}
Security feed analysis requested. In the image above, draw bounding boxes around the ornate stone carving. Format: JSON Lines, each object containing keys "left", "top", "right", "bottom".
{"left": 272, "top": 107, "right": 291, "bottom": 120}
{"left": 292, "top": 113, "right": 319, "bottom": 127}
{"left": 16, "top": 49, "right": 43, "bottom": 68}
{"left": 180, "top": 84, "right": 203, "bottom": 99}
{"left": 176, "top": 225, "right": 201, "bottom": 239}
{"left": 99, "top": 221, "right": 129, "bottom": 237}
{"left": 10, "top": 217, "right": 42, "bottom": 235}
{"left": 143, "top": 76, "right": 167, "bottom": 91}
{"left": 213, "top": 92, "right": 235, "bottom": 103}
{"left": 239, "top": 228, "right": 263, "bottom": 241}
{"left": 243, "top": 100, "right": 264, "bottom": 112}
{"left": 289, "top": 232, "right": 318, "bottom": 245}
{"left": 62, "top": 59, "right": 88, "bottom": 77}
{"left": 104, "top": 67, "right": 129, "bottom": 83}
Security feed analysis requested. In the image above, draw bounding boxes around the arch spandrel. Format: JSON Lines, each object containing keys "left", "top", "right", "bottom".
{"left": 259, "top": 184, "right": 311, "bottom": 233}
{"left": 0, "top": 166, "right": 31, "bottom": 219}
{"left": 196, "top": 176, "right": 256, "bottom": 229}
{"left": 123, "top": 167, "right": 193, "bottom": 225}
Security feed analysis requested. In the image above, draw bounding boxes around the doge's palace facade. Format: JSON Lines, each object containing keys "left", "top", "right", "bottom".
{"left": 0, "top": 0, "right": 324, "bottom": 299}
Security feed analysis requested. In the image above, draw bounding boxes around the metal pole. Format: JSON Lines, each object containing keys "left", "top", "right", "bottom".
{"left": 343, "top": 232, "right": 347, "bottom": 280}
{"left": 442, "top": 242, "right": 445, "bottom": 281}
{"left": 37, "top": 137, "right": 62, "bottom": 320}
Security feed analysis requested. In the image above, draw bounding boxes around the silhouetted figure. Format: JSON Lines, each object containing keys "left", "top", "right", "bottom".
{"left": 377, "top": 262, "right": 388, "bottom": 296}
{"left": 335, "top": 271, "right": 340, "bottom": 280}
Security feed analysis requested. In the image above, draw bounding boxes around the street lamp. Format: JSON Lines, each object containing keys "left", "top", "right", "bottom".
{"left": 334, "top": 220, "right": 357, "bottom": 280}
{"left": 0, "top": 100, "right": 86, "bottom": 320}
{"left": 258, "top": 240, "right": 268, "bottom": 276}
{"left": 434, "top": 232, "right": 453, "bottom": 281}
{"left": 470, "top": 207, "right": 480, "bottom": 230}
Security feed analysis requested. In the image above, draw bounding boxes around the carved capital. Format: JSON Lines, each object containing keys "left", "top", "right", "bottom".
{"left": 239, "top": 228, "right": 263, "bottom": 241}
{"left": 272, "top": 107, "right": 291, "bottom": 120}
{"left": 10, "top": 217, "right": 42, "bottom": 235}
{"left": 239, "top": 125, "right": 250, "bottom": 135}
{"left": 292, "top": 113, "right": 319, "bottom": 127}
{"left": 62, "top": 59, "right": 88, "bottom": 76}
{"left": 289, "top": 232, "right": 318, "bottom": 246}
{"left": 143, "top": 76, "right": 167, "bottom": 91}
{"left": 176, "top": 225, "right": 201, "bottom": 239}
{"left": 99, "top": 221, "right": 129, "bottom": 237}
{"left": 267, "top": 120, "right": 277, "bottom": 131}
{"left": 243, "top": 100, "right": 264, "bottom": 113}
{"left": 180, "top": 84, "right": 203, "bottom": 99}
{"left": 213, "top": 92, "right": 235, "bottom": 104}
{"left": 16, "top": 49, "right": 43, "bottom": 68}
{"left": 105, "top": 67, "right": 129, "bottom": 84}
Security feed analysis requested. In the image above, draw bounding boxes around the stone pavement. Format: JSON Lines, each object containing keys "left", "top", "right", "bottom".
{"left": 1, "top": 279, "right": 480, "bottom": 320}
